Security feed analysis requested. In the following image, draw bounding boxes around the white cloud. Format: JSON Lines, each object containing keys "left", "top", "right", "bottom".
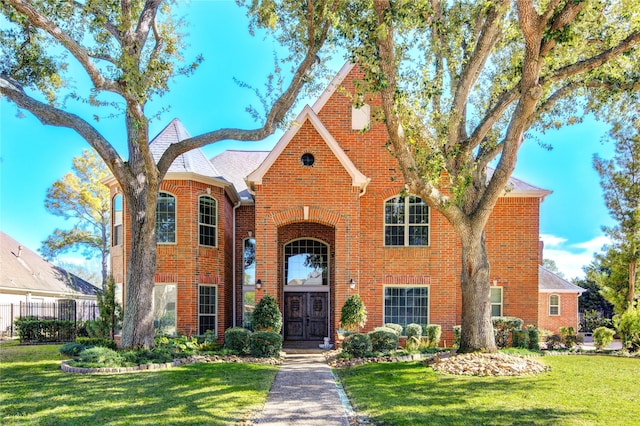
{"left": 540, "top": 234, "right": 611, "bottom": 280}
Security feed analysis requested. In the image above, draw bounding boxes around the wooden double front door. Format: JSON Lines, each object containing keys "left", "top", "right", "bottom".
{"left": 283, "top": 292, "right": 328, "bottom": 341}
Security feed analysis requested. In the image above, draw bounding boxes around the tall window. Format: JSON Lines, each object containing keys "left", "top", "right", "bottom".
{"left": 199, "top": 195, "right": 217, "bottom": 246}
{"left": 156, "top": 192, "right": 176, "bottom": 243}
{"left": 384, "top": 195, "right": 429, "bottom": 246}
{"left": 243, "top": 238, "right": 256, "bottom": 328}
{"left": 384, "top": 286, "right": 429, "bottom": 328}
{"left": 199, "top": 285, "right": 217, "bottom": 335}
{"left": 491, "top": 287, "right": 503, "bottom": 317}
{"left": 112, "top": 194, "right": 123, "bottom": 246}
{"left": 284, "top": 239, "right": 328, "bottom": 286}
{"left": 549, "top": 294, "right": 560, "bottom": 316}
{"left": 153, "top": 284, "right": 176, "bottom": 336}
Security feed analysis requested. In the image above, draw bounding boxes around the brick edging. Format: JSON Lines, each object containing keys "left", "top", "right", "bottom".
{"left": 60, "top": 359, "right": 179, "bottom": 374}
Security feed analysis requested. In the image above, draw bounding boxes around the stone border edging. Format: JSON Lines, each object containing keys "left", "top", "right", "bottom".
{"left": 61, "top": 359, "right": 178, "bottom": 374}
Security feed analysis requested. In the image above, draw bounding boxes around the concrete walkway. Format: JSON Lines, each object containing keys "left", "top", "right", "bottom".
{"left": 253, "top": 353, "right": 351, "bottom": 425}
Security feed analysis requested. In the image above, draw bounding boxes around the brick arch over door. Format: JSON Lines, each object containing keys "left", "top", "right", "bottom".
{"left": 267, "top": 205, "right": 347, "bottom": 228}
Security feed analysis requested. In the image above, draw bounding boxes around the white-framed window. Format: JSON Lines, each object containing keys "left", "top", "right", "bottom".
{"left": 490, "top": 286, "right": 503, "bottom": 317}
{"left": 549, "top": 294, "right": 560, "bottom": 316}
{"left": 198, "top": 285, "right": 217, "bottom": 335}
{"left": 199, "top": 195, "right": 217, "bottom": 247}
{"left": 384, "top": 286, "right": 429, "bottom": 328}
{"left": 153, "top": 284, "right": 176, "bottom": 336}
{"left": 113, "top": 194, "right": 123, "bottom": 246}
{"left": 284, "top": 239, "right": 328, "bottom": 286}
{"left": 384, "top": 195, "right": 429, "bottom": 246}
{"left": 156, "top": 192, "right": 176, "bottom": 243}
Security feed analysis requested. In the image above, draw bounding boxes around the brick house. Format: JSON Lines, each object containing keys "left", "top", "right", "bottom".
{"left": 106, "top": 63, "right": 580, "bottom": 344}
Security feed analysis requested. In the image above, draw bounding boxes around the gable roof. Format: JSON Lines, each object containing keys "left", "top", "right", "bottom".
{"left": 245, "top": 105, "right": 370, "bottom": 193}
{"left": 0, "top": 232, "right": 100, "bottom": 298}
{"left": 538, "top": 265, "right": 585, "bottom": 293}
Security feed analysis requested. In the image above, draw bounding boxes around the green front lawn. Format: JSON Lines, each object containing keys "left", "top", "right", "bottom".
{"left": 0, "top": 340, "right": 278, "bottom": 425}
{"left": 336, "top": 355, "right": 640, "bottom": 425}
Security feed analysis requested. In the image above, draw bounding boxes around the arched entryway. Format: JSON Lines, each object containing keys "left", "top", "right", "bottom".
{"left": 278, "top": 224, "right": 335, "bottom": 343}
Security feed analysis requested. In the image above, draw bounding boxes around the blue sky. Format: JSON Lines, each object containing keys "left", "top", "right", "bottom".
{"left": 0, "top": 1, "right": 615, "bottom": 281}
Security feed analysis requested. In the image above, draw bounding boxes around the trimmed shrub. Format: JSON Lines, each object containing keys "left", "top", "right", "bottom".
{"left": 224, "top": 327, "right": 252, "bottom": 354}
{"left": 368, "top": 329, "right": 399, "bottom": 353}
{"left": 593, "top": 326, "right": 615, "bottom": 350}
{"left": 615, "top": 307, "right": 640, "bottom": 351}
{"left": 383, "top": 323, "right": 403, "bottom": 336}
{"left": 342, "top": 333, "right": 372, "bottom": 358}
{"left": 15, "top": 319, "right": 77, "bottom": 343}
{"left": 250, "top": 331, "right": 282, "bottom": 358}
{"left": 59, "top": 342, "right": 87, "bottom": 357}
{"left": 423, "top": 324, "right": 442, "bottom": 348}
{"left": 493, "top": 317, "right": 524, "bottom": 348}
{"left": 525, "top": 325, "right": 540, "bottom": 350}
{"left": 76, "top": 337, "right": 117, "bottom": 350}
{"left": 511, "top": 329, "right": 530, "bottom": 349}
{"left": 75, "top": 346, "right": 123, "bottom": 367}
{"left": 252, "top": 295, "right": 282, "bottom": 333}
{"left": 453, "top": 325, "right": 461, "bottom": 348}
{"left": 405, "top": 323, "right": 423, "bottom": 350}
{"left": 559, "top": 326, "right": 578, "bottom": 349}
{"left": 340, "top": 295, "right": 367, "bottom": 331}
{"left": 120, "top": 348, "right": 174, "bottom": 365}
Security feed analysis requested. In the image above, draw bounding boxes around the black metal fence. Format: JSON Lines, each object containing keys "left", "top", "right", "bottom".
{"left": 0, "top": 300, "right": 99, "bottom": 338}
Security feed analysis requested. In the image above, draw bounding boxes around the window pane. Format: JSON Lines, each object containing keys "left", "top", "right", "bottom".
{"left": 243, "top": 291, "right": 255, "bottom": 330}
{"left": 156, "top": 193, "right": 176, "bottom": 243}
{"left": 243, "top": 238, "right": 256, "bottom": 286}
{"left": 199, "top": 285, "right": 216, "bottom": 335}
{"left": 490, "top": 288, "right": 502, "bottom": 303}
{"left": 491, "top": 304, "right": 502, "bottom": 317}
{"left": 383, "top": 286, "right": 429, "bottom": 328}
{"left": 408, "top": 225, "right": 429, "bottom": 246}
{"left": 385, "top": 196, "right": 429, "bottom": 246}
{"left": 284, "top": 240, "right": 328, "bottom": 286}
{"left": 153, "top": 284, "right": 176, "bottom": 336}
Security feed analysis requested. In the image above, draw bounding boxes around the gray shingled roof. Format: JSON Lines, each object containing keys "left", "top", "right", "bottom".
{"left": 149, "top": 118, "right": 222, "bottom": 178}
{"left": 0, "top": 232, "right": 100, "bottom": 297}
{"left": 210, "top": 150, "right": 269, "bottom": 200}
{"left": 539, "top": 265, "right": 585, "bottom": 293}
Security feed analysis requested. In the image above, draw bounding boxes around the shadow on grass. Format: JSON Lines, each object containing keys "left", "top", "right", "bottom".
{"left": 1, "top": 356, "right": 277, "bottom": 425}
{"left": 337, "top": 361, "right": 592, "bottom": 426}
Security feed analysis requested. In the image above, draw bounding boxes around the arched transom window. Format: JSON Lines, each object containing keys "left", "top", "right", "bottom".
{"left": 284, "top": 239, "right": 328, "bottom": 286}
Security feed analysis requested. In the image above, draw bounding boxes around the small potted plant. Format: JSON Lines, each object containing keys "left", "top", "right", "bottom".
{"left": 339, "top": 294, "right": 367, "bottom": 339}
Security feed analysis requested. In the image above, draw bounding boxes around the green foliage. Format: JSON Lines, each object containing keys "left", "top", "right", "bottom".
{"left": 92, "top": 275, "right": 123, "bottom": 339}
{"left": 15, "top": 319, "right": 76, "bottom": 343}
{"left": 615, "top": 306, "right": 640, "bottom": 351}
{"left": 558, "top": 326, "right": 578, "bottom": 349}
{"left": 74, "top": 346, "right": 122, "bottom": 368}
{"left": 593, "top": 326, "right": 616, "bottom": 350}
{"left": 341, "top": 333, "right": 372, "bottom": 358}
{"left": 224, "top": 327, "right": 252, "bottom": 354}
{"left": 423, "top": 324, "right": 442, "bottom": 348}
{"left": 525, "top": 325, "right": 540, "bottom": 351}
{"left": 154, "top": 335, "right": 200, "bottom": 356}
{"left": 252, "top": 295, "right": 282, "bottom": 333}
{"left": 59, "top": 342, "right": 87, "bottom": 357}
{"left": 492, "top": 317, "right": 524, "bottom": 349}
{"left": 249, "top": 331, "right": 282, "bottom": 358}
{"left": 76, "top": 337, "right": 117, "bottom": 350}
{"left": 340, "top": 294, "right": 367, "bottom": 331}
{"left": 511, "top": 330, "right": 530, "bottom": 349}
{"left": 383, "top": 323, "right": 403, "bottom": 335}
{"left": 580, "top": 309, "right": 614, "bottom": 332}
{"left": 120, "top": 348, "right": 174, "bottom": 365}
{"left": 453, "top": 325, "right": 461, "bottom": 348}
{"left": 368, "top": 329, "right": 398, "bottom": 353}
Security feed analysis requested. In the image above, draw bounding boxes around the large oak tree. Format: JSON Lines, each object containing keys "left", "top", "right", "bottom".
{"left": 334, "top": 0, "right": 640, "bottom": 352}
{"left": 0, "top": 0, "right": 337, "bottom": 348}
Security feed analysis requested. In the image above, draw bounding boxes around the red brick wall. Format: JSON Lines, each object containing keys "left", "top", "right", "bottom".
{"left": 538, "top": 292, "right": 580, "bottom": 333}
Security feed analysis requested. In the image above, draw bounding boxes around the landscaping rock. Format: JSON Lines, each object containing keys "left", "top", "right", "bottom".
{"left": 430, "top": 352, "right": 549, "bottom": 376}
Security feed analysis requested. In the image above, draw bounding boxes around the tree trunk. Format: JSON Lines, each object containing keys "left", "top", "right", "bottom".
{"left": 458, "top": 229, "right": 497, "bottom": 353}
{"left": 629, "top": 260, "right": 637, "bottom": 309}
{"left": 119, "top": 188, "right": 159, "bottom": 349}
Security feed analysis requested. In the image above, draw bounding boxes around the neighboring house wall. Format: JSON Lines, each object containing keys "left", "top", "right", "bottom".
{"left": 538, "top": 291, "right": 580, "bottom": 333}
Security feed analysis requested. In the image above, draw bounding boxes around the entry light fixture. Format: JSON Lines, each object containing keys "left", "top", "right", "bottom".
{"left": 256, "top": 279, "right": 262, "bottom": 289}
{"left": 349, "top": 279, "right": 356, "bottom": 290}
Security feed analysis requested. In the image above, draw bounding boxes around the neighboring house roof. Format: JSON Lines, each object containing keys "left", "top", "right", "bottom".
{"left": 210, "top": 150, "right": 270, "bottom": 201}
{"left": 245, "top": 105, "right": 371, "bottom": 194}
{"left": 538, "top": 265, "right": 585, "bottom": 293}
{"left": 0, "top": 232, "right": 100, "bottom": 299}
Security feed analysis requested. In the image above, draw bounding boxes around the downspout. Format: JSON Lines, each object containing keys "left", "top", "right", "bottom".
{"left": 232, "top": 200, "right": 242, "bottom": 327}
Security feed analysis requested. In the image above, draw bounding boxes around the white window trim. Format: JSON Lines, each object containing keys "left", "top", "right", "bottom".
{"left": 112, "top": 194, "right": 123, "bottom": 247}
{"left": 490, "top": 286, "right": 503, "bottom": 317}
{"left": 383, "top": 195, "right": 430, "bottom": 247}
{"left": 549, "top": 294, "right": 560, "bottom": 316}
{"left": 198, "top": 284, "right": 218, "bottom": 336}
{"left": 156, "top": 191, "right": 177, "bottom": 245}
{"left": 198, "top": 195, "right": 218, "bottom": 248}
{"left": 383, "top": 285, "right": 431, "bottom": 327}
